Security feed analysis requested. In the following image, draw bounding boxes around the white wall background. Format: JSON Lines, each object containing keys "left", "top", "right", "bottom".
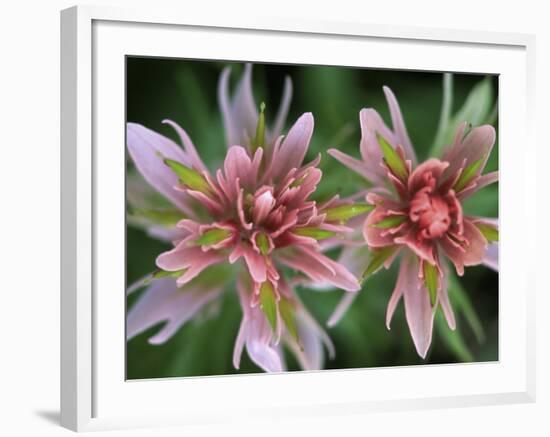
{"left": 0, "top": 1, "right": 546, "bottom": 435}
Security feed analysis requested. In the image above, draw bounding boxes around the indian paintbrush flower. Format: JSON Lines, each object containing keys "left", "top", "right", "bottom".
{"left": 327, "top": 86, "right": 498, "bottom": 358}
{"left": 126, "top": 65, "right": 362, "bottom": 372}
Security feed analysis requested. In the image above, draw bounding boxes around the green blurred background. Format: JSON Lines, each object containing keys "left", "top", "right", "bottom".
{"left": 126, "top": 58, "right": 499, "bottom": 379}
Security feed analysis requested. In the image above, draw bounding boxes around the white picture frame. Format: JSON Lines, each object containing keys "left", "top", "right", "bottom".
{"left": 60, "top": 5, "right": 536, "bottom": 432}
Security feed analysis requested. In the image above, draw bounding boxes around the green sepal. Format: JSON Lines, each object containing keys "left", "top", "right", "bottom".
{"left": 324, "top": 203, "right": 374, "bottom": 222}
{"left": 252, "top": 102, "right": 266, "bottom": 151}
{"left": 377, "top": 133, "right": 409, "bottom": 181}
{"left": 423, "top": 262, "right": 439, "bottom": 307}
{"left": 194, "top": 228, "right": 232, "bottom": 246}
{"left": 164, "top": 158, "right": 213, "bottom": 195}
{"left": 293, "top": 227, "right": 336, "bottom": 240}
{"left": 255, "top": 232, "right": 270, "bottom": 255}
{"left": 279, "top": 298, "right": 299, "bottom": 344}
{"left": 475, "top": 222, "right": 499, "bottom": 242}
{"left": 361, "top": 246, "right": 398, "bottom": 283}
{"left": 259, "top": 281, "right": 278, "bottom": 332}
{"left": 129, "top": 208, "right": 183, "bottom": 227}
{"left": 371, "top": 215, "right": 407, "bottom": 229}
{"left": 146, "top": 268, "right": 186, "bottom": 283}
{"left": 290, "top": 169, "right": 312, "bottom": 188}
{"left": 453, "top": 157, "right": 484, "bottom": 193}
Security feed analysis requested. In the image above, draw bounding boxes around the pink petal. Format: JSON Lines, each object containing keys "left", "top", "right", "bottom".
{"left": 269, "top": 113, "right": 314, "bottom": 180}
{"left": 233, "top": 277, "right": 284, "bottom": 372}
{"left": 382, "top": 86, "right": 416, "bottom": 164}
{"left": 386, "top": 257, "right": 407, "bottom": 329}
{"left": 358, "top": 108, "right": 398, "bottom": 184}
{"left": 443, "top": 125, "right": 496, "bottom": 180}
{"left": 440, "top": 219, "right": 487, "bottom": 276}
{"left": 289, "top": 304, "right": 335, "bottom": 370}
{"left": 229, "top": 242, "right": 268, "bottom": 283}
{"left": 483, "top": 242, "right": 499, "bottom": 272}
{"left": 162, "top": 119, "right": 207, "bottom": 171}
{"left": 155, "top": 244, "right": 225, "bottom": 286}
{"left": 218, "top": 64, "right": 258, "bottom": 148}
{"left": 327, "top": 149, "right": 377, "bottom": 182}
{"left": 126, "top": 123, "right": 195, "bottom": 216}
{"left": 267, "top": 75, "right": 293, "bottom": 148}
{"left": 327, "top": 292, "right": 358, "bottom": 327}
{"left": 363, "top": 207, "right": 398, "bottom": 248}
{"left": 326, "top": 245, "right": 371, "bottom": 326}
{"left": 437, "top": 268, "right": 456, "bottom": 330}
{"left": 223, "top": 146, "right": 260, "bottom": 193}
{"left": 278, "top": 246, "right": 360, "bottom": 292}
{"left": 242, "top": 244, "right": 268, "bottom": 283}
{"left": 127, "top": 278, "right": 223, "bottom": 345}
{"left": 401, "top": 253, "right": 435, "bottom": 359}
{"left": 252, "top": 189, "right": 276, "bottom": 224}
{"left": 408, "top": 159, "right": 449, "bottom": 194}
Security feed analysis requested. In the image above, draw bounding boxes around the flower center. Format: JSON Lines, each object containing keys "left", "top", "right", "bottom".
{"left": 409, "top": 189, "right": 451, "bottom": 239}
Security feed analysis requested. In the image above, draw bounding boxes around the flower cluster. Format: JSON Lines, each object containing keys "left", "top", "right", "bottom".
{"left": 127, "top": 65, "right": 498, "bottom": 371}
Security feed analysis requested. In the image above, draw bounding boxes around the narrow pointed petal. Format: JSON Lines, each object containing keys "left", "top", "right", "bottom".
{"left": 278, "top": 246, "right": 360, "bottom": 292}
{"left": 156, "top": 244, "right": 225, "bottom": 286}
{"left": 386, "top": 258, "right": 407, "bottom": 329}
{"left": 328, "top": 148, "right": 378, "bottom": 182}
{"left": 232, "top": 318, "right": 248, "bottom": 369}
{"left": 241, "top": 244, "right": 268, "bottom": 283}
{"left": 268, "top": 75, "right": 293, "bottom": 146}
{"left": 269, "top": 113, "right": 314, "bottom": 180}
{"left": 162, "top": 119, "right": 207, "bottom": 171}
{"left": 218, "top": 64, "right": 258, "bottom": 148}
{"left": 127, "top": 278, "right": 223, "bottom": 344}
{"left": 234, "top": 277, "right": 284, "bottom": 372}
{"left": 126, "top": 123, "right": 195, "bottom": 216}
{"left": 327, "top": 292, "right": 358, "bottom": 327}
{"left": 438, "top": 270, "right": 456, "bottom": 330}
{"left": 383, "top": 86, "right": 417, "bottom": 164}
{"left": 402, "top": 254, "right": 435, "bottom": 358}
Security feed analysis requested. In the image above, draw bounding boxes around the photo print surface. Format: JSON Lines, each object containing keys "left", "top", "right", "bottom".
{"left": 126, "top": 58, "right": 498, "bottom": 379}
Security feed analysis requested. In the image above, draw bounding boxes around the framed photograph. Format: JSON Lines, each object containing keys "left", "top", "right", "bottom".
{"left": 61, "top": 5, "right": 536, "bottom": 432}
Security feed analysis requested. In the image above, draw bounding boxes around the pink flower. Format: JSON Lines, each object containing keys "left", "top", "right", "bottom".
{"left": 127, "top": 106, "right": 360, "bottom": 372}
{"left": 328, "top": 86, "right": 499, "bottom": 358}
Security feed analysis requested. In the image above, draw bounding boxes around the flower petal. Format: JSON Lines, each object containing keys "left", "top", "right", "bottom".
{"left": 386, "top": 256, "right": 407, "bottom": 329}
{"left": 162, "top": 119, "right": 207, "bottom": 171}
{"left": 267, "top": 75, "right": 293, "bottom": 147}
{"left": 156, "top": 244, "right": 225, "bottom": 286}
{"left": 126, "top": 123, "right": 195, "bottom": 216}
{"left": 483, "top": 242, "right": 499, "bottom": 272}
{"left": 327, "top": 149, "right": 377, "bottom": 182}
{"left": 233, "top": 276, "right": 284, "bottom": 372}
{"left": 127, "top": 278, "right": 223, "bottom": 345}
{"left": 438, "top": 269, "right": 456, "bottom": 330}
{"left": 443, "top": 124, "right": 496, "bottom": 180}
{"left": 278, "top": 246, "right": 360, "bottom": 292}
{"left": 218, "top": 64, "right": 258, "bottom": 148}
{"left": 383, "top": 86, "right": 417, "bottom": 164}
{"left": 402, "top": 254, "right": 435, "bottom": 358}
{"left": 269, "top": 113, "right": 314, "bottom": 180}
